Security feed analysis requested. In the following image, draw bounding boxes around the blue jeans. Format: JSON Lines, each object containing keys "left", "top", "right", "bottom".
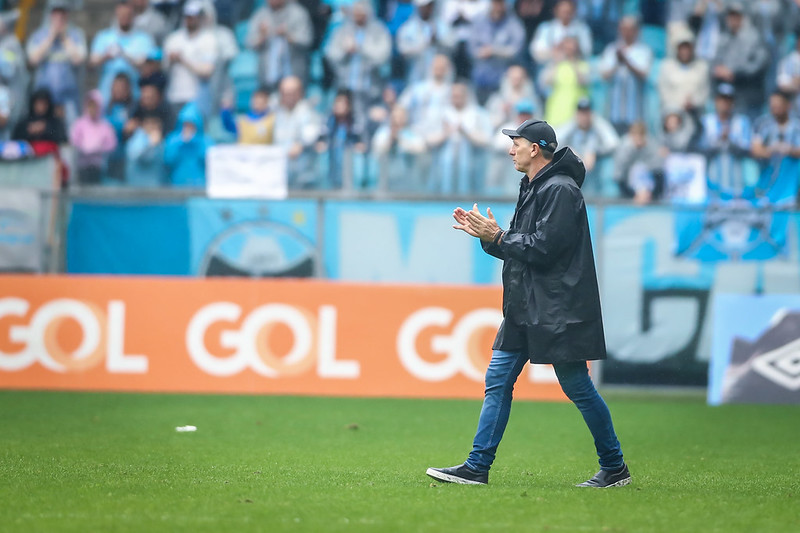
{"left": 465, "top": 350, "right": 624, "bottom": 473}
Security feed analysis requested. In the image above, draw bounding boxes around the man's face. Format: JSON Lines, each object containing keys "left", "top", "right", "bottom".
{"left": 353, "top": 6, "right": 368, "bottom": 26}
{"left": 554, "top": 1, "right": 574, "bottom": 24}
{"left": 86, "top": 99, "right": 100, "bottom": 120}
{"left": 715, "top": 95, "right": 733, "bottom": 116}
{"left": 430, "top": 54, "right": 450, "bottom": 80}
{"left": 140, "top": 85, "right": 160, "bottom": 108}
{"left": 677, "top": 42, "right": 694, "bottom": 63}
{"left": 111, "top": 78, "right": 131, "bottom": 102}
{"left": 33, "top": 98, "right": 50, "bottom": 117}
{"left": 268, "top": 0, "right": 286, "bottom": 10}
{"left": 726, "top": 12, "right": 743, "bottom": 33}
{"left": 116, "top": 4, "right": 134, "bottom": 31}
{"left": 280, "top": 79, "right": 302, "bottom": 108}
{"left": 251, "top": 92, "right": 270, "bottom": 113}
{"left": 576, "top": 109, "right": 592, "bottom": 130}
{"left": 451, "top": 84, "right": 467, "bottom": 109}
{"left": 770, "top": 94, "right": 790, "bottom": 120}
{"left": 509, "top": 137, "right": 534, "bottom": 172}
{"left": 185, "top": 14, "right": 201, "bottom": 32}
{"left": 489, "top": 0, "right": 506, "bottom": 21}
{"left": 619, "top": 19, "right": 638, "bottom": 44}
{"left": 50, "top": 9, "right": 68, "bottom": 30}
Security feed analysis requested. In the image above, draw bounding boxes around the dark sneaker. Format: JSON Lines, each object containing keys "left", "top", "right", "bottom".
{"left": 426, "top": 464, "right": 488, "bottom": 485}
{"left": 576, "top": 463, "right": 631, "bottom": 488}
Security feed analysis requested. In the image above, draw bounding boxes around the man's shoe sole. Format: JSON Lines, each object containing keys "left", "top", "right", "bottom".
{"left": 426, "top": 468, "right": 487, "bottom": 485}
{"left": 576, "top": 476, "right": 632, "bottom": 488}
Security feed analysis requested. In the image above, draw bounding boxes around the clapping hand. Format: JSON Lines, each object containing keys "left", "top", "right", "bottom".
{"left": 453, "top": 204, "right": 501, "bottom": 242}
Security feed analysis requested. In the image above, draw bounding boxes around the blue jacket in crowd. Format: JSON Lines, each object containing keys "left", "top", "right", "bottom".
{"left": 164, "top": 103, "right": 213, "bottom": 187}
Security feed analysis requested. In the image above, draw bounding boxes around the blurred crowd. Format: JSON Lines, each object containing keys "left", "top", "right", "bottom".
{"left": 2, "top": 0, "right": 800, "bottom": 202}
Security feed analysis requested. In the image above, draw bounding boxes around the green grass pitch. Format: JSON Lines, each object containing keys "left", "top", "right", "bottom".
{"left": 1, "top": 390, "right": 798, "bottom": 532}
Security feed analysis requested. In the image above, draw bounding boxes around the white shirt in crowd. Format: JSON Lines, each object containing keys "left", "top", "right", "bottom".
{"left": 163, "top": 27, "right": 219, "bottom": 104}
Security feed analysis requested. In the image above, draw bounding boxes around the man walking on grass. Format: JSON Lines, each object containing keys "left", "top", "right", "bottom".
{"left": 426, "top": 120, "right": 630, "bottom": 488}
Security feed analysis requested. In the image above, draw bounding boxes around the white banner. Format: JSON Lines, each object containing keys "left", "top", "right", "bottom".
{"left": 206, "top": 145, "right": 288, "bottom": 199}
{"left": 0, "top": 188, "right": 41, "bottom": 272}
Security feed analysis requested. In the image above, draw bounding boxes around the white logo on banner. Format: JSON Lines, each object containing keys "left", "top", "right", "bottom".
{"left": 0, "top": 298, "right": 147, "bottom": 373}
{"left": 185, "top": 303, "right": 359, "bottom": 378}
{"left": 396, "top": 307, "right": 558, "bottom": 383}
{"left": 752, "top": 337, "right": 800, "bottom": 391}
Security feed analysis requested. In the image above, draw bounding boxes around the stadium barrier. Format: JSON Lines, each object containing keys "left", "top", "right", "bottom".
{"left": 0, "top": 275, "right": 570, "bottom": 401}
{"left": 4, "top": 185, "right": 800, "bottom": 388}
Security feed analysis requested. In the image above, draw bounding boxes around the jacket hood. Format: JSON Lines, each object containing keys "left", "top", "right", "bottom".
{"left": 536, "top": 147, "right": 586, "bottom": 188}
{"left": 176, "top": 102, "right": 204, "bottom": 131}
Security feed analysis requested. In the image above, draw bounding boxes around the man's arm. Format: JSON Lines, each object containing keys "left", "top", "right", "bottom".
{"left": 487, "top": 184, "right": 579, "bottom": 269}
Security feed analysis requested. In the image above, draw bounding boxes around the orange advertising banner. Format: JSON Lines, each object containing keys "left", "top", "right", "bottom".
{"left": 0, "top": 275, "right": 568, "bottom": 401}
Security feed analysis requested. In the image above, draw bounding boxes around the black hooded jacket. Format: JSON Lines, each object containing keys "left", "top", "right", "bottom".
{"left": 481, "top": 147, "right": 606, "bottom": 364}
{"left": 12, "top": 88, "right": 68, "bottom": 144}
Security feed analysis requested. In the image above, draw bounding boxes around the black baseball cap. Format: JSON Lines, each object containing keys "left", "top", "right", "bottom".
{"left": 502, "top": 119, "right": 558, "bottom": 153}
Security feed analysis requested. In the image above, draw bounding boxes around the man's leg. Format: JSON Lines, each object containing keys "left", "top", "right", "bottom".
{"left": 553, "top": 361, "right": 624, "bottom": 471}
{"left": 427, "top": 349, "right": 528, "bottom": 484}
{"left": 465, "top": 350, "right": 530, "bottom": 473}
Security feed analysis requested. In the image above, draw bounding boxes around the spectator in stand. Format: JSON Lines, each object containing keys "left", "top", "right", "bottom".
{"left": 198, "top": 0, "right": 239, "bottom": 116}
{"left": 699, "top": 83, "right": 752, "bottom": 198}
{"left": 273, "top": 76, "right": 321, "bottom": 189}
{"left": 777, "top": 31, "right": 800, "bottom": 116}
{"left": 397, "top": 53, "right": 453, "bottom": 131}
{"left": 530, "top": 0, "right": 591, "bottom": 66}
{"left": 163, "top": 0, "right": 219, "bottom": 117}
{"left": 105, "top": 73, "right": 136, "bottom": 181}
{"left": 296, "top": 0, "right": 331, "bottom": 55}
{"left": 246, "top": 0, "right": 313, "bottom": 90}
{"left": 372, "top": 105, "right": 426, "bottom": 192}
{"left": 486, "top": 64, "right": 541, "bottom": 131}
{"left": 366, "top": 85, "right": 398, "bottom": 143}
{"left": 487, "top": 99, "right": 534, "bottom": 195}
{"left": 0, "top": 83, "right": 9, "bottom": 141}
{"left": 659, "top": 108, "right": 697, "bottom": 156}
{"left": 396, "top": 0, "right": 455, "bottom": 85}
{"left": 316, "top": 90, "right": 368, "bottom": 189}
{"left": 539, "top": 35, "right": 588, "bottom": 127}
{"left": 557, "top": 98, "right": 619, "bottom": 197}
{"left": 711, "top": 3, "right": 769, "bottom": 119}
{"left": 613, "top": 121, "right": 664, "bottom": 204}
{"left": 69, "top": 90, "right": 118, "bottom": 185}
{"left": 751, "top": 91, "right": 800, "bottom": 165}
{"left": 750, "top": 90, "right": 800, "bottom": 203}
{"left": 0, "top": 10, "right": 30, "bottom": 139}
{"left": 685, "top": 0, "right": 724, "bottom": 62}
{"left": 578, "top": 0, "right": 623, "bottom": 54}
{"left": 220, "top": 86, "right": 276, "bottom": 144}
{"left": 425, "top": 81, "right": 491, "bottom": 195}
{"left": 90, "top": 1, "right": 155, "bottom": 105}
{"left": 749, "top": 0, "right": 790, "bottom": 93}
{"left": 514, "top": 0, "right": 553, "bottom": 66}
{"left": 126, "top": 115, "right": 166, "bottom": 186}
{"left": 599, "top": 16, "right": 653, "bottom": 135}
{"left": 657, "top": 31, "right": 709, "bottom": 118}
{"left": 26, "top": 0, "right": 87, "bottom": 126}
{"left": 127, "top": 81, "right": 174, "bottom": 136}
{"left": 324, "top": 0, "right": 391, "bottom": 122}
{"left": 130, "top": 0, "right": 170, "bottom": 45}
{"left": 164, "top": 102, "right": 214, "bottom": 187}
{"left": 12, "top": 88, "right": 68, "bottom": 151}
{"left": 441, "top": 0, "right": 489, "bottom": 80}
{"left": 468, "top": 0, "right": 525, "bottom": 104}
{"left": 138, "top": 48, "right": 168, "bottom": 94}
